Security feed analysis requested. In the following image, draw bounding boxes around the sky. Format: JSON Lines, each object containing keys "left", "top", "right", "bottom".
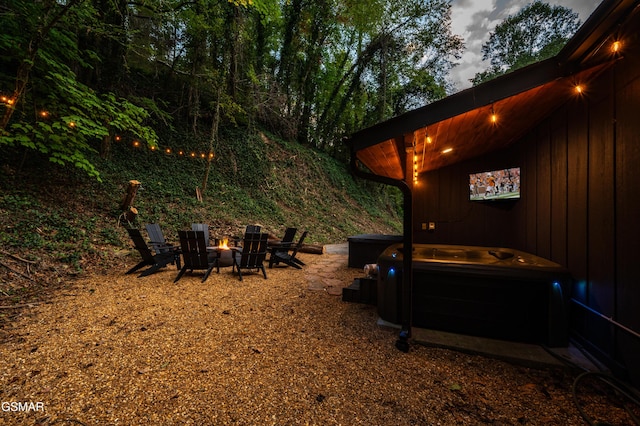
{"left": 448, "top": 0, "right": 603, "bottom": 91}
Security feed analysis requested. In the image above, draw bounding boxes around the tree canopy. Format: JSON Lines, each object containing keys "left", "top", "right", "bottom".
{"left": 472, "top": 0, "right": 580, "bottom": 86}
{"left": 1, "top": 0, "right": 463, "bottom": 180}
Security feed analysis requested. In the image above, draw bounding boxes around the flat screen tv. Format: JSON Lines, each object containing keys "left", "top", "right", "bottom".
{"left": 469, "top": 167, "right": 520, "bottom": 201}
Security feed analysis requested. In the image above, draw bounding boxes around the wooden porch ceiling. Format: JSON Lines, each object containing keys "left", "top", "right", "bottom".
{"left": 353, "top": 62, "right": 612, "bottom": 181}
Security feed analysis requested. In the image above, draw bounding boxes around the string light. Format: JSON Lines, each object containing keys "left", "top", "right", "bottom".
{"left": 421, "top": 131, "right": 428, "bottom": 171}
{"left": 612, "top": 40, "right": 621, "bottom": 53}
{"left": 575, "top": 84, "right": 584, "bottom": 94}
{"left": 2, "top": 100, "right": 216, "bottom": 162}
{"left": 442, "top": 148, "right": 453, "bottom": 154}
{"left": 425, "top": 129, "right": 432, "bottom": 144}
{"left": 412, "top": 140, "right": 419, "bottom": 184}
{"left": 121, "top": 139, "right": 215, "bottom": 161}
{"left": 490, "top": 105, "right": 497, "bottom": 124}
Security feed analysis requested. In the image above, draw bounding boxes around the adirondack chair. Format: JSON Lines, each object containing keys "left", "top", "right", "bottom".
{"left": 145, "top": 223, "right": 177, "bottom": 256}
{"left": 174, "top": 230, "right": 217, "bottom": 283}
{"left": 245, "top": 225, "right": 261, "bottom": 233}
{"left": 268, "top": 230, "right": 307, "bottom": 269}
{"left": 268, "top": 227, "right": 297, "bottom": 258}
{"left": 233, "top": 224, "right": 262, "bottom": 247}
{"left": 125, "top": 228, "right": 177, "bottom": 277}
{"left": 232, "top": 232, "right": 268, "bottom": 281}
{"left": 191, "top": 223, "right": 210, "bottom": 246}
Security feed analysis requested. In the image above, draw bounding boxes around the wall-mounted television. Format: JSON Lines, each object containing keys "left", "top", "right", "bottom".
{"left": 469, "top": 167, "right": 520, "bottom": 201}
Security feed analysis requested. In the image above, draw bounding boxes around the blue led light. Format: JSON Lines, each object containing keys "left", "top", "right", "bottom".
{"left": 573, "top": 280, "right": 587, "bottom": 301}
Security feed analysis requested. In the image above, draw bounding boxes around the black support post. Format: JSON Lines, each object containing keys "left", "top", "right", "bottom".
{"left": 349, "top": 149, "right": 413, "bottom": 352}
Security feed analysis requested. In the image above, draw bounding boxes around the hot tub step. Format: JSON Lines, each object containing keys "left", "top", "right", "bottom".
{"left": 342, "top": 278, "right": 377, "bottom": 305}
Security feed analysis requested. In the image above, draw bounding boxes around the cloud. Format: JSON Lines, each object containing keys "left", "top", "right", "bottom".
{"left": 448, "top": 0, "right": 602, "bottom": 92}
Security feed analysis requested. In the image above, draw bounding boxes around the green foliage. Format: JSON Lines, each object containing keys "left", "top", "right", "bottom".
{"left": 1, "top": 0, "right": 412, "bottom": 287}
{"left": 472, "top": 1, "right": 580, "bottom": 85}
{"left": 0, "top": 0, "right": 159, "bottom": 181}
{"left": 1, "top": 58, "right": 159, "bottom": 180}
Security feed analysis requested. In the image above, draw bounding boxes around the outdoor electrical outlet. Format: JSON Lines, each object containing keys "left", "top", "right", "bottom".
{"left": 421, "top": 223, "right": 427, "bottom": 230}
{"left": 428, "top": 222, "right": 436, "bottom": 231}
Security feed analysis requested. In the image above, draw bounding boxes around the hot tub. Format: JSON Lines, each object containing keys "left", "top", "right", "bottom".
{"left": 377, "top": 244, "right": 571, "bottom": 347}
{"left": 347, "top": 234, "right": 403, "bottom": 268}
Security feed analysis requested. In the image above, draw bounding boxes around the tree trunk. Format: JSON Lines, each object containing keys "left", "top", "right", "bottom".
{"left": 100, "top": 127, "right": 114, "bottom": 159}
{"left": 120, "top": 180, "right": 141, "bottom": 211}
{"left": 201, "top": 87, "right": 222, "bottom": 194}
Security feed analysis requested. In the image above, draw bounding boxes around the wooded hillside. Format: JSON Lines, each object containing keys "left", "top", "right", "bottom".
{"left": 0, "top": 0, "right": 463, "bottom": 184}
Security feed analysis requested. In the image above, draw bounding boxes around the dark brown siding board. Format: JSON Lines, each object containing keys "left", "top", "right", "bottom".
{"left": 413, "top": 175, "right": 428, "bottom": 243}
{"left": 449, "top": 164, "right": 468, "bottom": 244}
{"left": 566, "top": 98, "right": 589, "bottom": 298}
{"left": 536, "top": 123, "right": 552, "bottom": 259}
{"left": 439, "top": 166, "right": 455, "bottom": 242}
{"left": 587, "top": 92, "right": 615, "bottom": 316}
{"left": 509, "top": 143, "right": 528, "bottom": 250}
{"left": 524, "top": 133, "right": 538, "bottom": 253}
{"left": 550, "top": 109, "right": 568, "bottom": 266}
{"left": 615, "top": 72, "right": 640, "bottom": 331}
{"left": 415, "top": 170, "right": 441, "bottom": 243}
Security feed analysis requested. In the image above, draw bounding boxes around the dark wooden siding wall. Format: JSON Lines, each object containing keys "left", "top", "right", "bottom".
{"left": 412, "top": 42, "right": 640, "bottom": 383}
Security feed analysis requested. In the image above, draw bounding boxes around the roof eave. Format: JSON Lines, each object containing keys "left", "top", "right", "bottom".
{"left": 346, "top": 58, "right": 562, "bottom": 153}
{"left": 345, "top": 0, "right": 638, "bottom": 154}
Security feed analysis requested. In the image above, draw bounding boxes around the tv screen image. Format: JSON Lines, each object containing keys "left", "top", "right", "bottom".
{"left": 469, "top": 167, "right": 520, "bottom": 201}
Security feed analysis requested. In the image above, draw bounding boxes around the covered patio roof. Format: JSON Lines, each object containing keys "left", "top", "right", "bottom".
{"left": 346, "top": 0, "right": 637, "bottom": 181}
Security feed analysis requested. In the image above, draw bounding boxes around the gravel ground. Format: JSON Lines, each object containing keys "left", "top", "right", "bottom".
{"left": 0, "top": 251, "right": 637, "bottom": 425}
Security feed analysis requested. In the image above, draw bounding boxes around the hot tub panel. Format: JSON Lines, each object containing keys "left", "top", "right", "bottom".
{"left": 377, "top": 244, "right": 570, "bottom": 347}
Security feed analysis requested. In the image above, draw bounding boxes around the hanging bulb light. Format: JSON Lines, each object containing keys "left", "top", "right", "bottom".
{"left": 612, "top": 40, "right": 621, "bottom": 53}
{"left": 412, "top": 140, "right": 419, "bottom": 184}
{"left": 425, "top": 129, "right": 432, "bottom": 144}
